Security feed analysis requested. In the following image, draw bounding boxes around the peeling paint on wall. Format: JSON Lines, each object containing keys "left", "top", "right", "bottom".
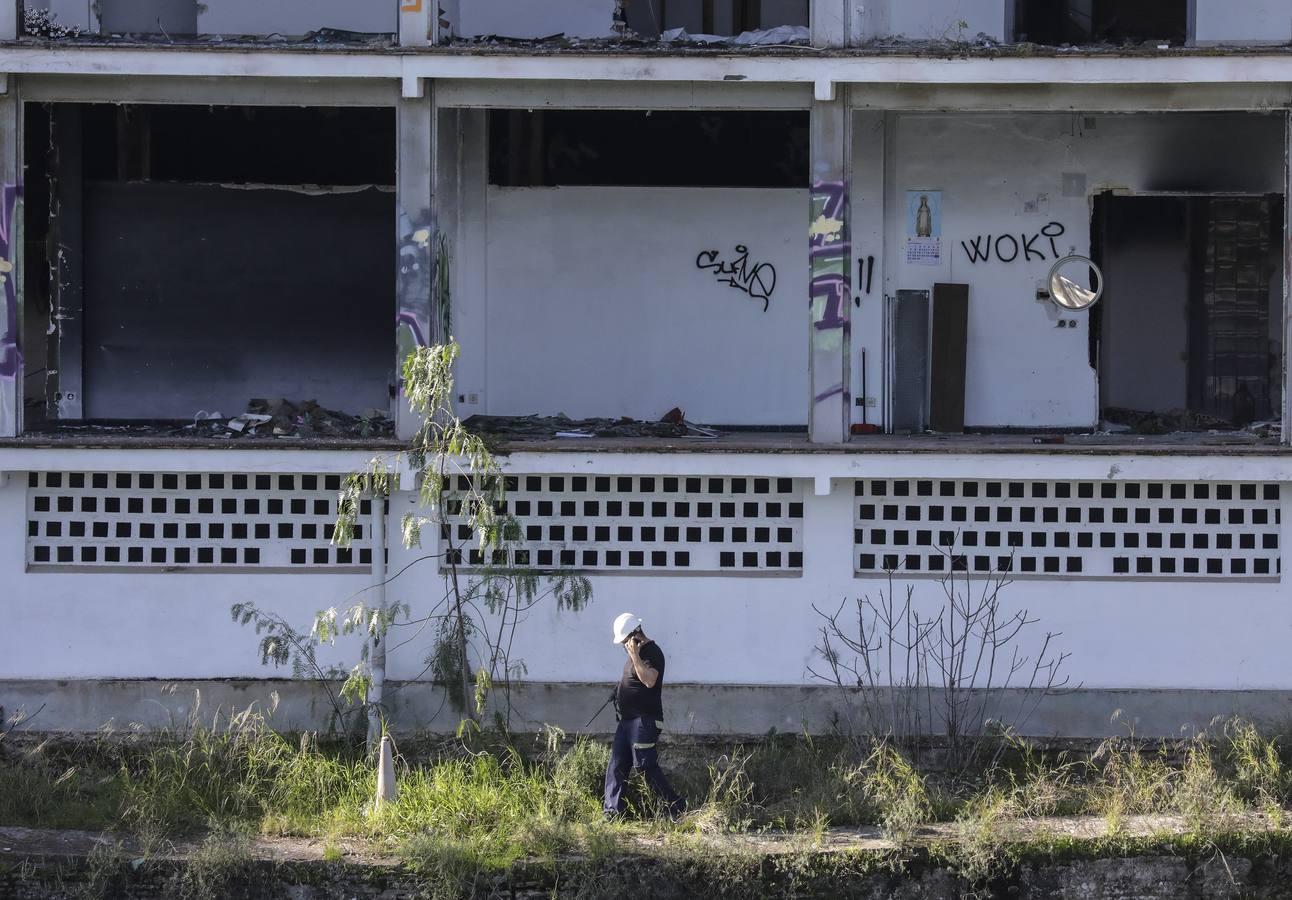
{"left": 0, "top": 183, "right": 22, "bottom": 436}
{"left": 809, "top": 180, "right": 849, "bottom": 406}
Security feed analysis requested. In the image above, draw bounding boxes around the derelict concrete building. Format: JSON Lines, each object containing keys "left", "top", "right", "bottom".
{"left": 3, "top": 0, "right": 1292, "bottom": 737}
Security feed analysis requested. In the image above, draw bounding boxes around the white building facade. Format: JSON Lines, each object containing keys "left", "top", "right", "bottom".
{"left": 3, "top": 0, "right": 1292, "bottom": 738}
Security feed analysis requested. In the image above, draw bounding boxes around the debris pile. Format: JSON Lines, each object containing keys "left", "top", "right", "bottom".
{"left": 23, "top": 8, "right": 84, "bottom": 39}
{"left": 1102, "top": 406, "right": 1258, "bottom": 435}
{"left": 216, "top": 398, "right": 394, "bottom": 439}
{"left": 658, "top": 25, "right": 809, "bottom": 46}
{"left": 453, "top": 25, "right": 810, "bottom": 50}
{"left": 467, "top": 410, "right": 720, "bottom": 440}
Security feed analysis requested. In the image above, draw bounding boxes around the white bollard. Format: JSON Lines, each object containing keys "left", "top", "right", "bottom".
{"left": 375, "top": 734, "right": 398, "bottom": 810}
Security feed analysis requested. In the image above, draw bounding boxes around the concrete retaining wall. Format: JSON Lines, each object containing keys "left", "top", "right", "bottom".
{"left": 4, "top": 845, "right": 1291, "bottom": 899}
{"left": 5, "top": 678, "right": 1292, "bottom": 738}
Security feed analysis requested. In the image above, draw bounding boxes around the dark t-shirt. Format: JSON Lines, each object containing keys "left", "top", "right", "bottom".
{"left": 617, "top": 640, "right": 665, "bottom": 722}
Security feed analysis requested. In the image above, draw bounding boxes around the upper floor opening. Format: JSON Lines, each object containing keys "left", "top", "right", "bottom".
{"left": 1012, "top": 0, "right": 1189, "bottom": 46}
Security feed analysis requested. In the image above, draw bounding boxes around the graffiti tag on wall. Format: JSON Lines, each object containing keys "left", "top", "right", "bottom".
{"left": 809, "top": 180, "right": 849, "bottom": 407}
{"left": 960, "top": 222, "right": 1067, "bottom": 264}
{"left": 696, "top": 245, "right": 776, "bottom": 311}
{"left": 0, "top": 184, "right": 22, "bottom": 436}
{"left": 396, "top": 206, "right": 435, "bottom": 365}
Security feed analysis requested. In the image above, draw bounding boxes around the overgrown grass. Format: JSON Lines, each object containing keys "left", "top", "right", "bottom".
{"left": 3, "top": 707, "right": 1291, "bottom": 893}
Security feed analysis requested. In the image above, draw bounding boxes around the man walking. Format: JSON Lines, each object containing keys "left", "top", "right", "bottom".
{"left": 603, "top": 612, "right": 686, "bottom": 820}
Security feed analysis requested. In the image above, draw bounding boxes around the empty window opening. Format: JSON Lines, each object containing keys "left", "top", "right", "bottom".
{"left": 98, "top": 0, "right": 199, "bottom": 36}
{"left": 489, "top": 109, "right": 808, "bottom": 187}
{"left": 25, "top": 104, "right": 396, "bottom": 433}
{"left": 625, "top": 0, "right": 809, "bottom": 38}
{"left": 1014, "top": 0, "right": 1187, "bottom": 45}
{"left": 1094, "top": 193, "right": 1284, "bottom": 432}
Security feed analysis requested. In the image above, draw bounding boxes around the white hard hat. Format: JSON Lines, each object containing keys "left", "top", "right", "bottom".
{"left": 612, "top": 612, "right": 642, "bottom": 644}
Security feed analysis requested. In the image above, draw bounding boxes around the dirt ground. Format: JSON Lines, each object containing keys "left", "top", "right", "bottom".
{"left": 2, "top": 812, "right": 1280, "bottom": 868}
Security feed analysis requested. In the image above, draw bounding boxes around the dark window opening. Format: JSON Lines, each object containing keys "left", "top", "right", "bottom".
{"left": 79, "top": 104, "right": 395, "bottom": 185}
{"left": 98, "top": 0, "right": 199, "bottom": 37}
{"left": 1093, "top": 192, "right": 1284, "bottom": 431}
{"left": 489, "top": 109, "right": 808, "bottom": 188}
{"left": 24, "top": 103, "right": 396, "bottom": 431}
{"left": 625, "top": 0, "right": 809, "bottom": 39}
{"left": 1014, "top": 0, "right": 1187, "bottom": 45}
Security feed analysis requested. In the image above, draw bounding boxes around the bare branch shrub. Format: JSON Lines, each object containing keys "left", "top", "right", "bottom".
{"left": 810, "top": 552, "right": 1071, "bottom": 774}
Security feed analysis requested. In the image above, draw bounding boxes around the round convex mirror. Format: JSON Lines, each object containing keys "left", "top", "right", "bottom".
{"left": 1048, "top": 255, "right": 1103, "bottom": 311}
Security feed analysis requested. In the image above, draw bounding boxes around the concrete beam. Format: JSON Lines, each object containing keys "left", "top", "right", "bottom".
{"left": 6, "top": 46, "right": 1292, "bottom": 89}
{"left": 20, "top": 75, "right": 399, "bottom": 106}
{"left": 0, "top": 447, "right": 398, "bottom": 473}
{"left": 849, "top": 81, "right": 1292, "bottom": 112}
{"left": 435, "top": 79, "right": 813, "bottom": 109}
{"left": 24, "top": 75, "right": 1284, "bottom": 114}
{"left": 4, "top": 445, "right": 1292, "bottom": 481}
{"left": 2, "top": 444, "right": 1292, "bottom": 480}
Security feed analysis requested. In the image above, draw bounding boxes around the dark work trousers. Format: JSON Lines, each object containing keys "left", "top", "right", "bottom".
{"left": 603, "top": 715, "right": 685, "bottom": 816}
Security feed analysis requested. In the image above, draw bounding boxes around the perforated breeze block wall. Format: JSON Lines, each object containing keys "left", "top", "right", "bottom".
{"left": 26, "top": 472, "right": 371, "bottom": 571}
{"left": 855, "top": 479, "right": 1281, "bottom": 579}
{"left": 446, "top": 475, "right": 805, "bottom": 574}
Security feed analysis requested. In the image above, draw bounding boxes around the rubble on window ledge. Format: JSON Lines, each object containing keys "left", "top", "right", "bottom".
{"left": 1100, "top": 406, "right": 1281, "bottom": 437}
{"left": 18, "top": 17, "right": 393, "bottom": 46}
{"left": 466, "top": 410, "right": 721, "bottom": 440}
{"left": 22, "top": 8, "right": 83, "bottom": 39}
{"left": 20, "top": 399, "right": 394, "bottom": 441}
{"left": 657, "top": 25, "right": 809, "bottom": 47}
{"left": 219, "top": 398, "right": 395, "bottom": 439}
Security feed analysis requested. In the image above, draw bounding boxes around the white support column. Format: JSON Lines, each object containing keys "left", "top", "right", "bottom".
{"left": 395, "top": 90, "right": 437, "bottom": 440}
{"left": 398, "top": 0, "right": 433, "bottom": 47}
{"left": 810, "top": 0, "right": 850, "bottom": 47}
{"left": 0, "top": 90, "right": 21, "bottom": 438}
{"left": 0, "top": 1, "right": 15, "bottom": 39}
{"left": 808, "top": 94, "right": 851, "bottom": 444}
{"left": 1284, "top": 110, "right": 1292, "bottom": 445}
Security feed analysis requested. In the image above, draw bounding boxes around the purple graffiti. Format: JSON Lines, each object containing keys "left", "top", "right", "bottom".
{"left": 809, "top": 180, "right": 850, "bottom": 413}
{"left": 809, "top": 181, "right": 845, "bottom": 249}
{"left": 397, "top": 206, "right": 435, "bottom": 351}
{"left": 0, "top": 183, "right": 22, "bottom": 381}
{"left": 396, "top": 310, "right": 428, "bottom": 348}
{"left": 809, "top": 180, "right": 849, "bottom": 333}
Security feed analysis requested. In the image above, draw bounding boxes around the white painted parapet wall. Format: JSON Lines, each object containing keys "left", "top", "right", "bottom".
{"left": 2, "top": 446, "right": 1291, "bottom": 700}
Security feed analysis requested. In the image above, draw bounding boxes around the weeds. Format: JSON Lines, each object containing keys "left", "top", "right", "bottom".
{"left": 0, "top": 734, "right": 122, "bottom": 831}
{"left": 945, "top": 787, "right": 1015, "bottom": 893}
{"left": 1090, "top": 734, "right": 1176, "bottom": 833}
{"left": 4, "top": 704, "right": 1292, "bottom": 895}
{"left": 1226, "top": 718, "right": 1289, "bottom": 825}
{"left": 62, "top": 841, "right": 125, "bottom": 900}
{"left": 175, "top": 830, "right": 257, "bottom": 900}
{"left": 863, "top": 742, "right": 932, "bottom": 843}
{"left": 1173, "top": 737, "right": 1242, "bottom": 834}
